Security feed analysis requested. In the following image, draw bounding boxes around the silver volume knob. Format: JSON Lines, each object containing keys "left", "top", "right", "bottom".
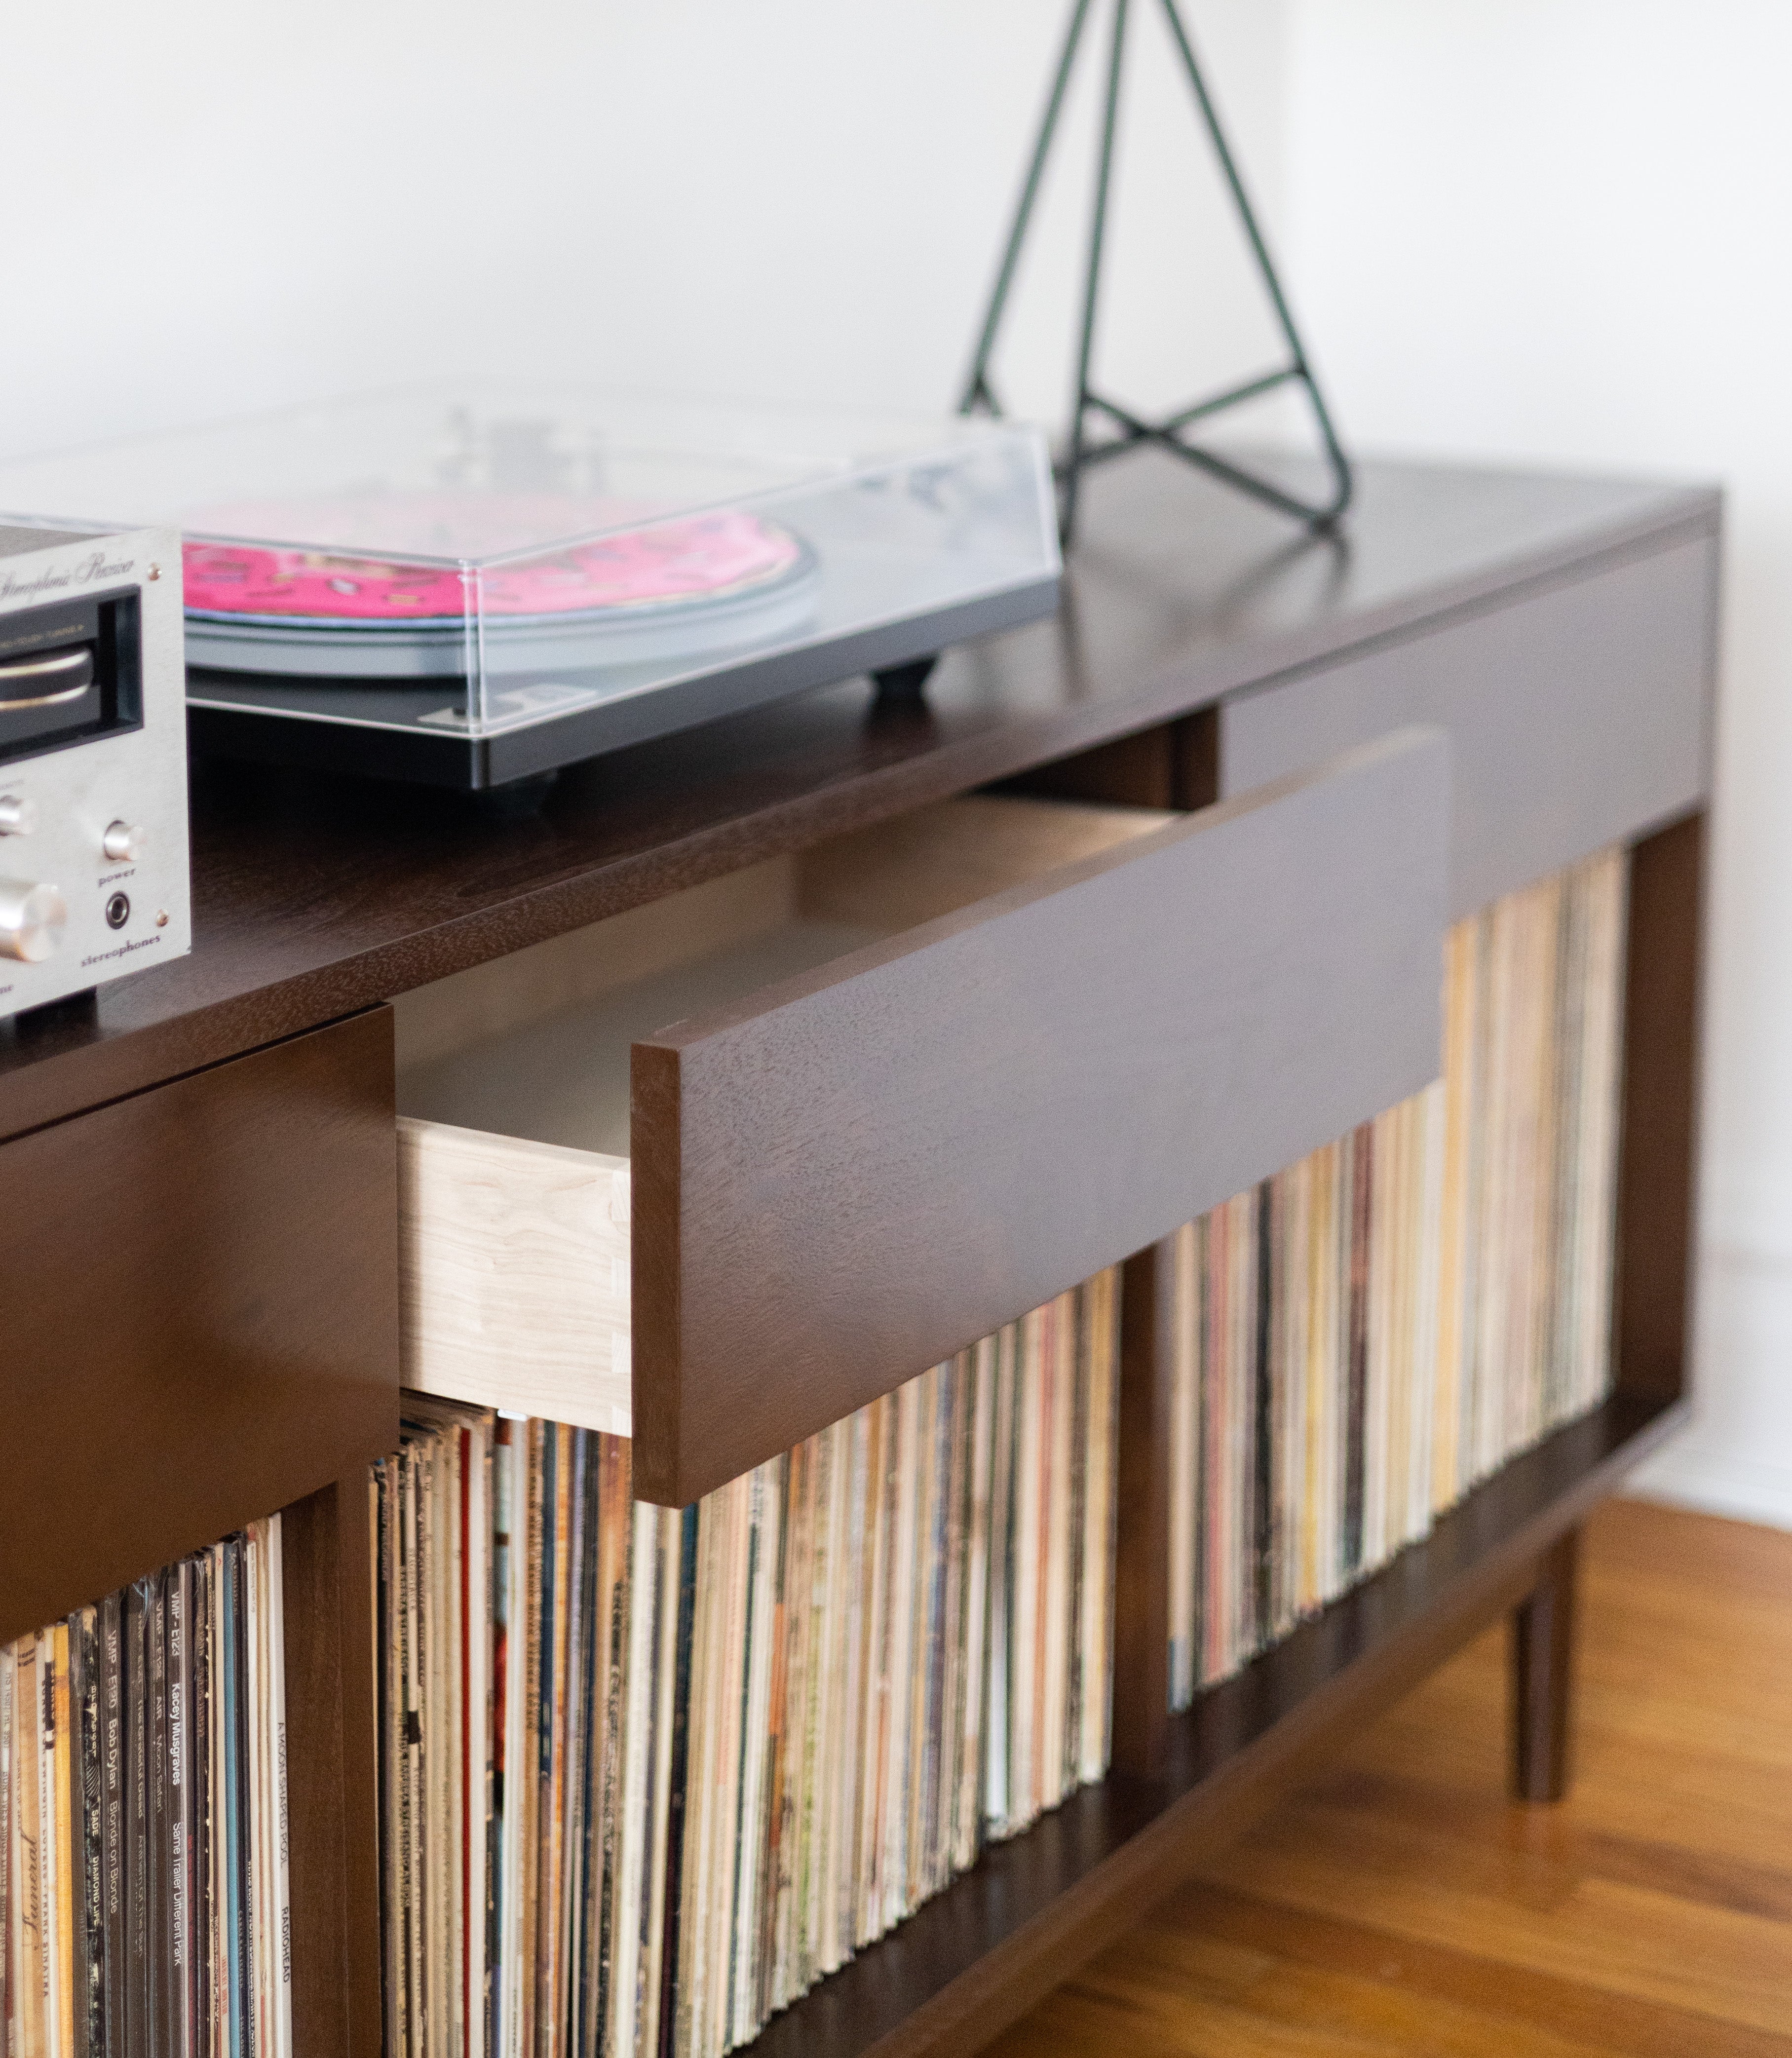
{"left": 102, "top": 820, "right": 146, "bottom": 862}
{"left": 0, "top": 879, "right": 67, "bottom": 963}
{"left": 0, "top": 794, "right": 37, "bottom": 836}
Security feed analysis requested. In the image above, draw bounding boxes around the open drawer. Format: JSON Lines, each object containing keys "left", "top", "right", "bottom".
{"left": 395, "top": 726, "right": 1449, "bottom": 1503}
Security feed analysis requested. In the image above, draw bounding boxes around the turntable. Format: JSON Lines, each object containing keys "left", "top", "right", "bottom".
{"left": 0, "top": 387, "right": 1060, "bottom": 791}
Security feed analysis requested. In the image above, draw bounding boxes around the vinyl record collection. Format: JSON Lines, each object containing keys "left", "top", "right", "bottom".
{"left": 0, "top": 1518, "right": 291, "bottom": 2058}
{"left": 373, "top": 1273, "right": 1118, "bottom": 2058}
{"left": 1168, "top": 847, "right": 1629, "bottom": 1703}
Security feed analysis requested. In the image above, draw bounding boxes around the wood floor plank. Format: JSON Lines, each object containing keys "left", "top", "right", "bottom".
{"left": 1153, "top": 1884, "right": 1789, "bottom": 2058}
{"left": 1191, "top": 1797, "right": 1792, "bottom": 2031}
{"left": 1029, "top": 1974, "right": 1590, "bottom": 2058}
{"left": 1590, "top": 1501, "right": 1792, "bottom": 1605}
{"left": 1344, "top": 1715, "right": 1792, "bottom": 1875}
{"left": 996, "top": 1500, "right": 1792, "bottom": 2057}
{"left": 1295, "top": 1767, "right": 1792, "bottom": 1923}
{"left": 1061, "top": 1927, "right": 1635, "bottom": 2058}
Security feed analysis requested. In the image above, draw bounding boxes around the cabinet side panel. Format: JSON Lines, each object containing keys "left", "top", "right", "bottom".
{"left": 1111, "top": 1241, "right": 1176, "bottom": 1777}
{"left": 281, "top": 1485, "right": 349, "bottom": 2058}
{"left": 1614, "top": 812, "right": 1705, "bottom": 1403}
{"left": 334, "top": 1475, "right": 382, "bottom": 2058}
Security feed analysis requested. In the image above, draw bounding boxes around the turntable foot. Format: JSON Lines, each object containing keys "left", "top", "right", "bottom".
{"left": 870, "top": 656, "right": 939, "bottom": 711}
{"left": 474, "top": 770, "right": 560, "bottom": 820}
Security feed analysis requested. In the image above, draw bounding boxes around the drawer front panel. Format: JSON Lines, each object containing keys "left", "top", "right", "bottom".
{"left": 0, "top": 1009, "right": 399, "bottom": 1642}
{"left": 633, "top": 728, "right": 1450, "bottom": 1503}
{"left": 1222, "top": 534, "right": 1715, "bottom": 920}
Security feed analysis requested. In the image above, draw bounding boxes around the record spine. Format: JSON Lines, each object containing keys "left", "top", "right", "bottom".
{"left": 229, "top": 1538, "right": 250, "bottom": 2058}
{"left": 123, "top": 1581, "right": 150, "bottom": 2058}
{"left": 189, "top": 1558, "right": 211, "bottom": 2058}
{"left": 266, "top": 1517, "right": 292, "bottom": 2058}
{"left": 16, "top": 1639, "right": 42, "bottom": 2058}
{"left": 656, "top": 1503, "right": 698, "bottom": 2058}
{"left": 220, "top": 1541, "right": 244, "bottom": 2058}
{"left": 0, "top": 1643, "right": 11, "bottom": 2058}
{"left": 149, "top": 1577, "right": 170, "bottom": 2058}
{"left": 99, "top": 1597, "right": 125, "bottom": 2058}
{"left": 71, "top": 1607, "right": 104, "bottom": 2058}
{"left": 166, "top": 1565, "right": 191, "bottom": 2058}
{"left": 370, "top": 1469, "right": 395, "bottom": 2058}
{"left": 50, "top": 1625, "right": 76, "bottom": 2058}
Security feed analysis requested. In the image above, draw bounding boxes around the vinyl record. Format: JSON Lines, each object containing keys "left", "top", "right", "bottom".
{"left": 182, "top": 504, "right": 819, "bottom": 681}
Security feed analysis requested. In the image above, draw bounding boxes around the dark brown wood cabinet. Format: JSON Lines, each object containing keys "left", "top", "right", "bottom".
{"left": 0, "top": 451, "right": 1716, "bottom": 2058}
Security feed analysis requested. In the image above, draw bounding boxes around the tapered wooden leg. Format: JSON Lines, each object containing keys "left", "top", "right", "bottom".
{"left": 1510, "top": 1529, "right": 1579, "bottom": 1802}
{"left": 1111, "top": 1238, "right": 1177, "bottom": 1779}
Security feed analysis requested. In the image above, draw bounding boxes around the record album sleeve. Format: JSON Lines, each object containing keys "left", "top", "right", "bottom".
{"left": 99, "top": 1596, "right": 125, "bottom": 2058}
{"left": 0, "top": 1644, "right": 11, "bottom": 2058}
{"left": 123, "top": 1581, "right": 150, "bottom": 2058}
{"left": 71, "top": 1606, "right": 104, "bottom": 2058}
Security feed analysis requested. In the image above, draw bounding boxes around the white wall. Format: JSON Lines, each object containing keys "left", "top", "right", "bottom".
{"left": 0, "top": 0, "right": 1289, "bottom": 462}
{"left": 1283, "top": 0, "right": 1792, "bottom": 1527}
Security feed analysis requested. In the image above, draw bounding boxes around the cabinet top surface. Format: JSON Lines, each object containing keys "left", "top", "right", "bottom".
{"left": 0, "top": 451, "right": 1716, "bottom": 1141}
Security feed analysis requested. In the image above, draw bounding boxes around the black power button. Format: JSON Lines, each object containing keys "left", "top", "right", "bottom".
{"left": 105, "top": 891, "right": 130, "bottom": 929}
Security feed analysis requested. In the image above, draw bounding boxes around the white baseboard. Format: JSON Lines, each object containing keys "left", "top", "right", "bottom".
{"left": 1617, "top": 1243, "right": 1792, "bottom": 1533}
{"left": 1625, "top": 1446, "right": 1792, "bottom": 1531}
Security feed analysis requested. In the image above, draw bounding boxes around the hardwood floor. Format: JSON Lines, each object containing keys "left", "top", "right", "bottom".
{"left": 990, "top": 1498, "right": 1792, "bottom": 2057}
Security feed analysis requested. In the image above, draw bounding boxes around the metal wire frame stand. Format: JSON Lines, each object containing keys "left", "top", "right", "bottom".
{"left": 960, "top": 0, "right": 1353, "bottom": 546}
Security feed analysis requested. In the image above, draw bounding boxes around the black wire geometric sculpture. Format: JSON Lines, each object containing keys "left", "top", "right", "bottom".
{"left": 960, "top": 0, "right": 1352, "bottom": 545}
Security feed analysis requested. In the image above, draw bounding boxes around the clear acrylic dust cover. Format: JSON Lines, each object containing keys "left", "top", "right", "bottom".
{"left": 0, "top": 385, "right": 1060, "bottom": 754}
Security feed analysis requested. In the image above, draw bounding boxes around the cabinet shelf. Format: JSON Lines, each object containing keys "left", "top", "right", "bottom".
{"left": 744, "top": 1392, "right": 1683, "bottom": 2058}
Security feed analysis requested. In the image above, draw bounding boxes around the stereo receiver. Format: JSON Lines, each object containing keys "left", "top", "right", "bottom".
{"left": 0, "top": 523, "right": 191, "bottom": 1019}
